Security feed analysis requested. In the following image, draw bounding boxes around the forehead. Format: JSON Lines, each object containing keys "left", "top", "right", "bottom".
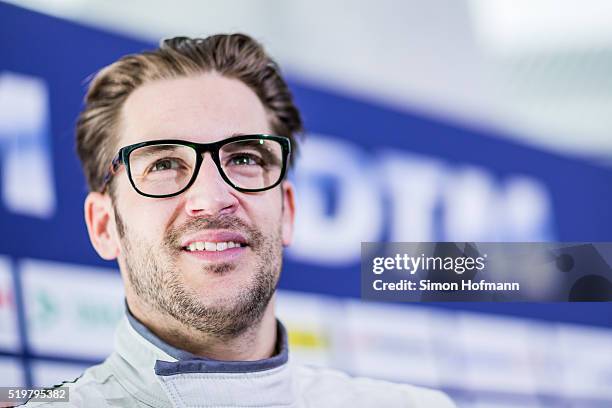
{"left": 119, "top": 72, "right": 271, "bottom": 146}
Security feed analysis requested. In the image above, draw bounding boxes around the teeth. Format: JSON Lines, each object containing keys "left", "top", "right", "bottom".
{"left": 185, "top": 241, "right": 242, "bottom": 252}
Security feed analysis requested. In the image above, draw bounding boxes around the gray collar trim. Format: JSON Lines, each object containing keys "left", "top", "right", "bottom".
{"left": 125, "top": 305, "right": 289, "bottom": 376}
{"left": 126, "top": 305, "right": 198, "bottom": 360}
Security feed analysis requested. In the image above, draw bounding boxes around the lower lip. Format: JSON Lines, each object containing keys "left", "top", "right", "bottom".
{"left": 182, "top": 246, "right": 247, "bottom": 262}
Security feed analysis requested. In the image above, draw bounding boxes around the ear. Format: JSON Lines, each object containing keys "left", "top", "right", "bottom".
{"left": 84, "top": 192, "right": 120, "bottom": 260}
{"left": 280, "top": 180, "right": 296, "bottom": 247}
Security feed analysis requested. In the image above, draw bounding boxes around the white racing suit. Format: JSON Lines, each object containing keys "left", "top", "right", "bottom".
{"left": 24, "top": 312, "right": 456, "bottom": 407}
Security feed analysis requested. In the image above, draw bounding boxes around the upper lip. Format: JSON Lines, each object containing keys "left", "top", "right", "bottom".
{"left": 180, "top": 230, "right": 248, "bottom": 248}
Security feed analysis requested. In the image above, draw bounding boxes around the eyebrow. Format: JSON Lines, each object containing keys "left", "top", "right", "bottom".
{"left": 135, "top": 145, "right": 184, "bottom": 156}
{"left": 223, "top": 139, "right": 267, "bottom": 149}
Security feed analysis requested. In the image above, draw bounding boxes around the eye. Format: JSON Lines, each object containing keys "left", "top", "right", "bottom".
{"left": 149, "top": 158, "right": 183, "bottom": 172}
{"left": 227, "top": 154, "right": 263, "bottom": 166}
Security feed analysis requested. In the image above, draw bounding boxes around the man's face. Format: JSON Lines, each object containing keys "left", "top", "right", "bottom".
{"left": 96, "top": 73, "right": 295, "bottom": 338}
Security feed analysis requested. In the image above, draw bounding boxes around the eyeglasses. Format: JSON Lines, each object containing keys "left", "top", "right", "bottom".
{"left": 101, "top": 134, "right": 291, "bottom": 198}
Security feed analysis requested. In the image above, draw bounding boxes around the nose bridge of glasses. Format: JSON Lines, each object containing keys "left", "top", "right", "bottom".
{"left": 193, "top": 147, "right": 225, "bottom": 185}
{"left": 193, "top": 141, "right": 221, "bottom": 165}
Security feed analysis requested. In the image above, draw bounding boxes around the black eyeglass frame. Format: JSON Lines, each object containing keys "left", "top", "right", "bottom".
{"left": 101, "top": 134, "right": 291, "bottom": 198}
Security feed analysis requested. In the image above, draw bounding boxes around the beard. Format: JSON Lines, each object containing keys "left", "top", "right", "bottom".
{"left": 114, "top": 208, "right": 282, "bottom": 340}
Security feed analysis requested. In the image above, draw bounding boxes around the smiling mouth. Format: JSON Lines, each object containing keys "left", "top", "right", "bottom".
{"left": 182, "top": 241, "right": 247, "bottom": 252}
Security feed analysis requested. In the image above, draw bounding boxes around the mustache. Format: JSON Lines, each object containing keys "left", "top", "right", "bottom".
{"left": 165, "top": 215, "right": 263, "bottom": 249}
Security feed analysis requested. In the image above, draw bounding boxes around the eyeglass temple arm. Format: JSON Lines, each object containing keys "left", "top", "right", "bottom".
{"left": 100, "top": 154, "right": 123, "bottom": 192}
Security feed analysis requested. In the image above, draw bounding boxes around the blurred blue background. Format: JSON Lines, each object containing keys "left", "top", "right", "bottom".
{"left": 1, "top": 1, "right": 611, "bottom": 407}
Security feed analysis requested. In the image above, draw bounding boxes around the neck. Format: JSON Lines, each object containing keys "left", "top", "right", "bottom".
{"left": 126, "top": 294, "right": 278, "bottom": 361}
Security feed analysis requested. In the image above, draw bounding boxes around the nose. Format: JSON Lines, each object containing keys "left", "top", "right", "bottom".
{"left": 183, "top": 153, "right": 239, "bottom": 217}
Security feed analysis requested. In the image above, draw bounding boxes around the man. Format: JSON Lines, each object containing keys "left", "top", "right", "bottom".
{"left": 26, "top": 34, "right": 455, "bottom": 407}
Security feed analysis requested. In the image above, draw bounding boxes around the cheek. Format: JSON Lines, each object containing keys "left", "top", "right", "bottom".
{"left": 115, "top": 190, "right": 178, "bottom": 241}
{"left": 244, "top": 195, "right": 284, "bottom": 232}
{"left": 263, "top": 194, "right": 283, "bottom": 233}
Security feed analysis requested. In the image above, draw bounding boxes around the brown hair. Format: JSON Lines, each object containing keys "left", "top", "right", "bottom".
{"left": 76, "top": 34, "right": 303, "bottom": 193}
